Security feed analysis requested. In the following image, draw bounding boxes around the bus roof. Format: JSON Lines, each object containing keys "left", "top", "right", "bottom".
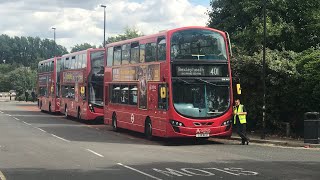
{"left": 38, "top": 57, "right": 60, "bottom": 64}
{"left": 106, "top": 26, "right": 225, "bottom": 47}
{"left": 61, "top": 48, "right": 105, "bottom": 57}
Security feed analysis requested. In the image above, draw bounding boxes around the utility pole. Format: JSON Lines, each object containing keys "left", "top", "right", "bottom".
{"left": 52, "top": 27, "right": 56, "bottom": 56}
{"left": 261, "top": 0, "right": 267, "bottom": 139}
{"left": 100, "top": 5, "right": 106, "bottom": 48}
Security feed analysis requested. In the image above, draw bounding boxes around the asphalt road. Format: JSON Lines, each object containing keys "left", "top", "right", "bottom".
{"left": 0, "top": 101, "right": 319, "bottom": 180}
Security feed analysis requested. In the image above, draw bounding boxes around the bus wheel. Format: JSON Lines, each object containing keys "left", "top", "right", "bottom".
{"left": 40, "top": 101, "right": 44, "bottom": 112}
{"left": 112, "top": 113, "right": 118, "bottom": 131}
{"left": 65, "top": 106, "right": 68, "bottom": 118}
{"left": 49, "top": 103, "right": 52, "bottom": 114}
{"left": 145, "top": 118, "right": 153, "bottom": 140}
{"left": 77, "top": 108, "right": 81, "bottom": 120}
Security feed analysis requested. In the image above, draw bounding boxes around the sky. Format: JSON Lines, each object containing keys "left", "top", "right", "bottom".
{"left": 0, "top": 0, "right": 212, "bottom": 51}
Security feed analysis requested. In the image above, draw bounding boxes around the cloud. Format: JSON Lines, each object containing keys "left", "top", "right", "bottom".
{"left": 0, "top": 0, "right": 210, "bottom": 51}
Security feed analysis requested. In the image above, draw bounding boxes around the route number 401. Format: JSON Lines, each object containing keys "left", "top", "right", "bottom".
{"left": 210, "top": 67, "right": 220, "bottom": 76}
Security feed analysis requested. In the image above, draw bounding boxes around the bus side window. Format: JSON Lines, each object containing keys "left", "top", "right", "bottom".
{"left": 157, "top": 37, "right": 166, "bottom": 61}
{"left": 45, "top": 62, "right": 48, "bottom": 72}
{"left": 71, "top": 56, "right": 76, "bottom": 69}
{"left": 69, "top": 86, "right": 75, "bottom": 99}
{"left": 65, "top": 57, "right": 70, "bottom": 69}
{"left": 107, "top": 47, "right": 114, "bottom": 67}
{"left": 120, "top": 85, "right": 129, "bottom": 104}
{"left": 112, "top": 85, "right": 121, "bottom": 103}
{"left": 130, "top": 42, "right": 139, "bottom": 64}
{"left": 158, "top": 84, "right": 168, "bottom": 110}
{"left": 145, "top": 42, "right": 156, "bottom": 62}
{"left": 129, "top": 85, "right": 138, "bottom": 105}
{"left": 82, "top": 54, "right": 87, "bottom": 68}
{"left": 113, "top": 46, "right": 121, "bottom": 66}
{"left": 140, "top": 44, "right": 145, "bottom": 63}
{"left": 51, "top": 61, "right": 54, "bottom": 71}
{"left": 121, "top": 44, "right": 130, "bottom": 65}
{"left": 39, "top": 63, "right": 43, "bottom": 72}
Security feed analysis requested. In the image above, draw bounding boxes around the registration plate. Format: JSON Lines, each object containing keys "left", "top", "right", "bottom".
{"left": 196, "top": 133, "right": 210, "bottom": 138}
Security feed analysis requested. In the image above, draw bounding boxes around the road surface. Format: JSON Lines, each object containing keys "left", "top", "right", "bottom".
{"left": 0, "top": 101, "right": 319, "bottom": 180}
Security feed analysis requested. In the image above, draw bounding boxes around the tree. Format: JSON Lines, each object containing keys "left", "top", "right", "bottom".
{"left": 0, "top": 34, "right": 68, "bottom": 68}
{"left": 107, "top": 26, "right": 143, "bottom": 44}
{"left": 8, "top": 66, "right": 36, "bottom": 96}
{"left": 71, "top": 43, "right": 96, "bottom": 53}
{"left": 232, "top": 49, "right": 299, "bottom": 134}
{"left": 207, "top": 0, "right": 320, "bottom": 54}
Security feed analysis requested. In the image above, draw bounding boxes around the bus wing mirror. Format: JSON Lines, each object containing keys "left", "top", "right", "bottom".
{"left": 160, "top": 86, "right": 167, "bottom": 99}
{"left": 236, "top": 84, "right": 241, "bottom": 95}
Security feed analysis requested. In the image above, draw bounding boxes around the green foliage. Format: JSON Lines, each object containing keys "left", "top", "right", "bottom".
{"left": 207, "top": 0, "right": 320, "bottom": 53}
{"left": 71, "top": 43, "right": 96, "bottom": 53}
{"left": 295, "top": 48, "right": 320, "bottom": 112}
{"left": 232, "top": 49, "right": 299, "bottom": 133}
{"left": 7, "top": 67, "right": 37, "bottom": 96}
{"left": 0, "top": 34, "right": 68, "bottom": 67}
{"left": 107, "top": 26, "right": 143, "bottom": 44}
{"left": 208, "top": 0, "right": 320, "bottom": 136}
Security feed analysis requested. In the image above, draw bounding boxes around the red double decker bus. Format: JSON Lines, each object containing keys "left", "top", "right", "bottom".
{"left": 104, "top": 26, "right": 233, "bottom": 139}
{"left": 59, "top": 48, "right": 105, "bottom": 121}
{"left": 37, "top": 57, "right": 61, "bottom": 113}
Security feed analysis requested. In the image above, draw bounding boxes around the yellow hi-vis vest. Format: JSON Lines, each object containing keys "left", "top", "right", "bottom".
{"left": 234, "top": 104, "right": 247, "bottom": 124}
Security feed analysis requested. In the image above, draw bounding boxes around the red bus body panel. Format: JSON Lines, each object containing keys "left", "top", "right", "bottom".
{"left": 37, "top": 57, "right": 61, "bottom": 113}
{"left": 59, "top": 48, "right": 104, "bottom": 121}
{"left": 104, "top": 26, "right": 233, "bottom": 138}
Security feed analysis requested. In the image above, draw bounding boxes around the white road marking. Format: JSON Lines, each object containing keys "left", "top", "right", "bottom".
{"left": 0, "top": 170, "right": 6, "bottom": 180}
{"left": 36, "top": 127, "right": 46, "bottom": 133}
{"left": 117, "top": 163, "right": 163, "bottom": 180}
{"left": 22, "top": 121, "right": 31, "bottom": 125}
{"left": 51, "top": 134, "right": 70, "bottom": 142}
{"left": 86, "top": 149, "right": 104, "bottom": 157}
{"left": 203, "top": 168, "right": 239, "bottom": 176}
{"left": 7, "top": 115, "right": 64, "bottom": 117}
{"left": 13, "top": 117, "right": 20, "bottom": 121}
{"left": 5, "top": 114, "right": 11, "bottom": 117}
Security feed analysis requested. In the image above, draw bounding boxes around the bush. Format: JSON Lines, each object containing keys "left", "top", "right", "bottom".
{"left": 232, "top": 49, "right": 299, "bottom": 134}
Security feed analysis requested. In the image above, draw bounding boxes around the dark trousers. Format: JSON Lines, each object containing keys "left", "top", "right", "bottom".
{"left": 236, "top": 123, "right": 249, "bottom": 144}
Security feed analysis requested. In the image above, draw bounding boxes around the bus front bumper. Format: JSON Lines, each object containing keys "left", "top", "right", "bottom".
{"left": 166, "top": 124, "right": 232, "bottom": 138}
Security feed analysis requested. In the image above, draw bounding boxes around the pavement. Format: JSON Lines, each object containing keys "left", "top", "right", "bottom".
{"left": 0, "top": 100, "right": 319, "bottom": 180}
{"left": 210, "top": 133, "right": 320, "bottom": 149}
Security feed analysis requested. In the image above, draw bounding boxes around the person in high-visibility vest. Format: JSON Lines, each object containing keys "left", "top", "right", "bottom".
{"left": 233, "top": 99, "right": 250, "bottom": 145}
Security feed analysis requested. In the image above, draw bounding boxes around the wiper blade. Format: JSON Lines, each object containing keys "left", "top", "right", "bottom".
{"left": 175, "top": 78, "right": 190, "bottom": 84}
{"left": 195, "top": 78, "right": 228, "bottom": 87}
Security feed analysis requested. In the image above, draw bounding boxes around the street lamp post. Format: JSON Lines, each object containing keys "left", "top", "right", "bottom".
{"left": 52, "top": 27, "right": 56, "bottom": 56}
{"left": 261, "top": 0, "right": 267, "bottom": 139}
{"left": 100, "top": 5, "right": 106, "bottom": 48}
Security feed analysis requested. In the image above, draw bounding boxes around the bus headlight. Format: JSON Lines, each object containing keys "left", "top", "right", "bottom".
{"left": 170, "top": 120, "right": 185, "bottom": 127}
{"left": 88, "top": 104, "right": 95, "bottom": 112}
{"left": 221, "top": 119, "right": 232, "bottom": 126}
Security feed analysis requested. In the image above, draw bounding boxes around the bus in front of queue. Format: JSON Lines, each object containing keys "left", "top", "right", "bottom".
{"left": 104, "top": 26, "right": 233, "bottom": 139}
{"left": 37, "top": 57, "right": 61, "bottom": 113}
{"left": 59, "top": 48, "right": 105, "bottom": 121}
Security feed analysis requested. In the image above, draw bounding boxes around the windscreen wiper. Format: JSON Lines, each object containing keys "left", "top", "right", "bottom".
{"left": 175, "top": 78, "right": 190, "bottom": 84}
{"left": 195, "top": 78, "right": 228, "bottom": 87}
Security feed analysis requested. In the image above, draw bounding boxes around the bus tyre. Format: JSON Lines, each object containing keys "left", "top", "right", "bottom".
{"left": 49, "top": 103, "right": 52, "bottom": 114}
{"left": 112, "top": 113, "right": 118, "bottom": 132}
{"left": 40, "top": 101, "right": 44, "bottom": 112}
{"left": 65, "top": 106, "right": 68, "bottom": 119}
{"left": 145, "top": 118, "right": 153, "bottom": 140}
{"left": 77, "top": 108, "right": 81, "bottom": 121}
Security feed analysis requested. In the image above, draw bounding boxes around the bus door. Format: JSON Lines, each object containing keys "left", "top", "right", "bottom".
{"left": 148, "top": 82, "right": 168, "bottom": 136}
